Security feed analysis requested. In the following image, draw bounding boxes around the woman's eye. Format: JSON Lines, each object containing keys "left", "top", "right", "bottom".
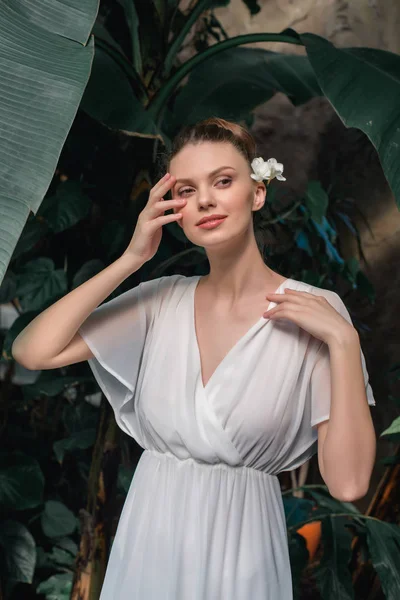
{"left": 177, "top": 178, "right": 231, "bottom": 196}
{"left": 177, "top": 188, "right": 192, "bottom": 196}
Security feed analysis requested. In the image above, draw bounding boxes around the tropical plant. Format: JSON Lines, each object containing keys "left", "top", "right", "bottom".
{"left": 1, "top": 0, "right": 399, "bottom": 598}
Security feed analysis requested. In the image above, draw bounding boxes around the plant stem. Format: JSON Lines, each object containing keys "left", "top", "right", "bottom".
{"left": 147, "top": 32, "right": 303, "bottom": 115}
{"left": 287, "top": 511, "right": 393, "bottom": 534}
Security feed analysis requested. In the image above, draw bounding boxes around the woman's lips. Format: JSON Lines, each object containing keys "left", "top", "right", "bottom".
{"left": 196, "top": 217, "right": 227, "bottom": 229}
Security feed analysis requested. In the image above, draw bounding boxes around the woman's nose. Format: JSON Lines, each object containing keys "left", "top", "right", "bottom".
{"left": 197, "top": 188, "right": 216, "bottom": 207}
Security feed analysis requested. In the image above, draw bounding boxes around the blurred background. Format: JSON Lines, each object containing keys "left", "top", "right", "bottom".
{"left": 0, "top": 1, "right": 399, "bottom": 598}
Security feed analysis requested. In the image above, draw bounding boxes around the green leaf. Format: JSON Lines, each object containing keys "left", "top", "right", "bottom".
{"left": 72, "top": 259, "right": 106, "bottom": 289}
{"left": 0, "top": 270, "right": 17, "bottom": 304}
{"left": 37, "top": 181, "right": 92, "bottom": 234}
{"left": 355, "top": 269, "right": 376, "bottom": 304}
{"left": 365, "top": 519, "right": 400, "bottom": 597}
{"left": 118, "top": 464, "right": 135, "bottom": 494}
{"left": 8, "top": 1, "right": 98, "bottom": 45}
{"left": 36, "top": 572, "right": 73, "bottom": 600}
{"left": 291, "top": 30, "right": 400, "bottom": 209}
{"left": 62, "top": 399, "right": 99, "bottom": 433}
{"left": 79, "top": 44, "right": 162, "bottom": 139}
{"left": 282, "top": 496, "right": 315, "bottom": 529}
{"left": 168, "top": 47, "right": 319, "bottom": 131}
{"left": 117, "top": 0, "right": 142, "bottom": 75}
{"left": 0, "top": 520, "right": 36, "bottom": 586}
{"left": 53, "top": 429, "right": 96, "bottom": 464}
{"left": 380, "top": 416, "right": 400, "bottom": 437}
{"left": 295, "top": 230, "right": 313, "bottom": 257}
{"left": 100, "top": 220, "right": 126, "bottom": 260}
{"left": 42, "top": 402, "right": 96, "bottom": 453}
{"left": 12, "top": 215, "right": 49, "bottom": 261}
{"left": 311, "top": 217, "right": 344, "bottom": 264}
{"left": 315, "top": 516, "right": 354, "bottom": 599}
{"left": 35, "top": 538, "right": 78, "bottom": 570}
{"left": 0, "top": 0, "right": 98, "bottom": 285}
{"left": 0, "top": 452, "right": 44, "bottom": 510}
{"left": 55, "top": 537, "right": 79, "bottom": 557}
{"left": 41, "top": 500, "right": 77, "bottom": 539}
{"left": 22, "top": 372, "right": 90, "bottom": 401}
{"left": 148, "top": 31, "right": 303, "bottom": 119}
{"left": 288, "top": 532, "right": 309, "bottom": 598}
{"left": 163, "top": 0, "right": 215, "bottom": 75}
{"left": 304, "top": 181, "right": 329, "bottom": 224}
{"left": 15, "top": 258, "right": 67, "bottom": 312}
{"left": 45, "top": 546, "right": 76, "bottom": 568}
{"left": 91, "top": 29, "right": 148, "bottom": 102}
{"left": 306, "top": 489, "right": 360, "bottom": 515}
{"left": 378, "top": 455, "right": 400, "bottom": 466}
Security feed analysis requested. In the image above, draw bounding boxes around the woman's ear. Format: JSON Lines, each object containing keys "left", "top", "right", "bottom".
{"left": 252, "top": 182, "right": 267, "bottom": 212}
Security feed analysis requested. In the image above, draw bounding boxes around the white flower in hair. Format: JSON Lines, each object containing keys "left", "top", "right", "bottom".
{"left": 250, "top": 157, "right": 286, "bottom": 183}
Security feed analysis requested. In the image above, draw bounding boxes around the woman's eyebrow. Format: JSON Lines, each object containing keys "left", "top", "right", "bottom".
{"left": 174, "top": 166, "right": 236, "bottom": 184}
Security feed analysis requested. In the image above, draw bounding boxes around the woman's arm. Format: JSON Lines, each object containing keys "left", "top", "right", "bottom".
{"left": 318, "top": 328, "right": 376, "bottom": 501}
{"left": 11, "top": 254, "right": 144, "bottom": 370}
{"left": 264, "top": 286, "right": 376, "bottom": 501}
{"left": 11, "top": 172, "right": 182, "bottom": 370}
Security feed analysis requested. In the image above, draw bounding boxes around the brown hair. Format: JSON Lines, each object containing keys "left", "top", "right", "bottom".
{"left": 165, "top": 117, "right": 257, "bottom": 169}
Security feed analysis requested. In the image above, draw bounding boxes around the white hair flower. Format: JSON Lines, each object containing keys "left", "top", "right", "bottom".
{"left": 250, "top": 157, "right": 286, "bottom": 183}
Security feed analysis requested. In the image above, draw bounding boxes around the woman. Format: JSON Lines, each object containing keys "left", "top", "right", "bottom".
{"left": 12, "top": 118, "right": 376, "bottom": 599}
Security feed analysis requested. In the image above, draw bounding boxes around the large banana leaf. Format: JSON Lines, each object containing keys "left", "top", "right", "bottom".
{"left": 82, "top": 41, "right": 319, "bottom": 139}
{"left": 79, "top": 44, "right": 162, "bottom": 139}
{"left": 0, "top": 0, "right": 99, "bottom": 285}
{"left": 365, "top": 519, "right": 400, "bottom": 599}
{"left": 283, "top": 29, "right": 400, "bottom": 210}
{"left": 166, "top": 47, "right": 321, "bottom": 132}
{"left": 314, "top": 516, "right": 354, "bottom": 600}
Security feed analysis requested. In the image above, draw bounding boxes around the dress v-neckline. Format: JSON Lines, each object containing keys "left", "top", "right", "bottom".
{"left": 190, "top": 275, "right": 292, "bottom": 391}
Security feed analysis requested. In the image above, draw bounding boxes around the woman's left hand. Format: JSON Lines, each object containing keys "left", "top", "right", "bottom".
{"left": 263, "top": 288, "right": 356, "bottom": 346}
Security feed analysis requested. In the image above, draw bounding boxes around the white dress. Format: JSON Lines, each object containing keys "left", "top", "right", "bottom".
{"left": 78, "top": 274, "right": 375, "bottom": 599}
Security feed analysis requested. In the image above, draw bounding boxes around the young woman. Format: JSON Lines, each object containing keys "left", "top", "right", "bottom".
{"left": 12, "top": 118, "right": 376, "bottom": 599}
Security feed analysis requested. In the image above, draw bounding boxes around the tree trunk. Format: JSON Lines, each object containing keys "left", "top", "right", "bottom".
{"left": 71, "top": 397, "right": 120, "bottom": 600}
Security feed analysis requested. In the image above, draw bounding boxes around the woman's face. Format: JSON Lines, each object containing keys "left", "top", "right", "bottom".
{"left": 169, "top": 141, "right": 266, "bottom": 248}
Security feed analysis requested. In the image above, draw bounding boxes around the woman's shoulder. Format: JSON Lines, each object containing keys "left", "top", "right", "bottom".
{"left": 287, "top": 277, "right": 344, "bottom": 309}
{"left": 140, "top": 273, "right": 191, "bottom": 290}
{"left": 139, "top": 273, "right": 195, "bottom": 304}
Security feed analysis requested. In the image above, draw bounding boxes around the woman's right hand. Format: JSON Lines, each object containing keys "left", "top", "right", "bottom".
{"left": 122, "top": 173, "right": 186, "bottom": 264}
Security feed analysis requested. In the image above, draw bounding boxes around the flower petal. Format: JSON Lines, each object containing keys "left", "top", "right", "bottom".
{"left": 251, "top": 157, "right": 265, "bottom": 170}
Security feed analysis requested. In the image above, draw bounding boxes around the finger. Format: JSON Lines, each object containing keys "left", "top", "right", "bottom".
{"left": 150, "top": 173, "right": 171, "bottom": 195}
{"left": 263, "top": 305, "right": 300, "bottom": 318}
{"left": 146, "top": 212, "right": 183, "bottom": 230}
{"left": 265, "top": 291, "right": 320, "bottom": 304}
{"left": 150, "top": 198, "right": 185, "bottom": 216}
{"left": 265, "top": 294, "right": 301, "bottom": 304}
{"left": 283, "top": 288, "right": 323, "bottom": 300}
{"left": 150, "top": 176, "right": 176, "bottom": 201}
{"left": 149, "top": 174, "right": 176, "bottom": 203}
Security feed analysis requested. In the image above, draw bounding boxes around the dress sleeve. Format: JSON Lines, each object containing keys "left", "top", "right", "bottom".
{"left": 310, "top": 290, "right": 376, "bottom": 429}
{"left": 77, "top": 277, "right": 163, "bottom": 437}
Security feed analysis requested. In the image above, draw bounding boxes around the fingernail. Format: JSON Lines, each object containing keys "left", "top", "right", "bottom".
{"left": 165, "top": 173, "right": 170, "bottom": 179}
